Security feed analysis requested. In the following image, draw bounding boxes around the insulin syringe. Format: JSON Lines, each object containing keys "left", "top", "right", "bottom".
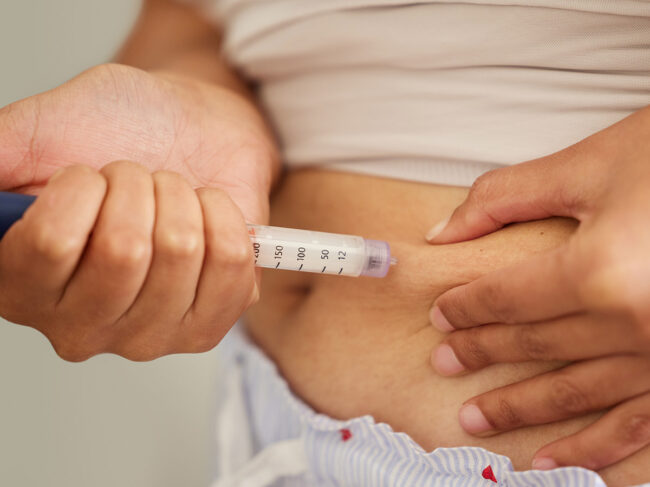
{"left": 248, "top": 224, "right": 396, "bottom": 278}
{"left": 0, "top": 191, "right": 396, "bottom": 278}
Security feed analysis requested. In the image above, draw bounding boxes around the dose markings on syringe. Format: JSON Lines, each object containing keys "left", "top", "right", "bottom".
{"left": 253, "top": 239, "right": 365, "bottom": 276}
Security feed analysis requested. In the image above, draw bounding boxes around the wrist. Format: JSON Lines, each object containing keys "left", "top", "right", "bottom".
{"left": 115, "top": 0, "right": 251, "bottom": 97}
{"left": 146, "top": 47, "right": 255, "bottom": 100}
{"left": 149, "top": 68, "right": 282, "bottom": 190}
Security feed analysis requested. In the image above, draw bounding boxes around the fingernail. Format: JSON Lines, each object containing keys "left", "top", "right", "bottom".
{"left": 459, "top": 404, "right": 492, "bottom": 434}
{"left": 425, "top": 217, "right": 450, "bottom": 242}
{"left": 432, "top": 344, "right": 465, "bottom": 376}
{"left": 532, "top": 457, "right": 558, "bottom": 471}
{"left": 429, "top": 306, "right": 454, "bottom": 332}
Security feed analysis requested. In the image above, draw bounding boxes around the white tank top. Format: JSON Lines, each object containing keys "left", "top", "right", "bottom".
{"left": 194, "top": 0, "right": 650, "bottom": 186}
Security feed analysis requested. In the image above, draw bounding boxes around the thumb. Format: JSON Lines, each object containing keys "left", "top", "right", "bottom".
{"left": 426, "top": 146, "right": 597, "bottom": 244}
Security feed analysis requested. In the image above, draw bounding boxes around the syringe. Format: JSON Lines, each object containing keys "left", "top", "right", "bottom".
{"left": 0, "top": 191, "right": 396, "bottom": 278}
{"left": 248, "top": 224, "right": 395, "bottom": 278}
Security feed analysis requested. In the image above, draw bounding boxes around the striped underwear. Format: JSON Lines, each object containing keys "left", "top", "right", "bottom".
{"left": 211, "top": 325, "right": 649, "bottom": 487}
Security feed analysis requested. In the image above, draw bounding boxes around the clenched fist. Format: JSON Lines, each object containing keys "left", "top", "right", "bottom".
{"left": 0, "top": 162, "right": 258, "bottom": 362}
{"left": 0, "top": 63, "right": 280, "bottom": 361}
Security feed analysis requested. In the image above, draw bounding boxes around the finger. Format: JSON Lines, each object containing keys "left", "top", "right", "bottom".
{"left": 0, "top": 166, "right": 106, "bottom": 316}
{"left": 181, "top": 187, "right": 257, "bottom": 352}
{"left": 112, "top": 171, "right": 205, "bottom": 359}
{"left": 59, "top": 161, "right": 155, "bottom": 326}
{"left": 457, "top": 356, "right": 650, "bottom": 436}
{"left": 533, "top": 391, "right": 650, "bottom": 471}
{"left": 432, "top": 314, "right": 636, "bottom": 376}
{"left": 426, "top": 145, "right": 598, "bottom": 244}
{"left": 430, "top": 245, "right": 581, "bottom": 331}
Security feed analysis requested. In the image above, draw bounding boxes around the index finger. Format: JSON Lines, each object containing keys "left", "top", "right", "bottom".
{"left": 431, "top": 245, "right": 582, "bottom": 331}
{"left": 0, "top": 166, "right": 106, "bottom": 294}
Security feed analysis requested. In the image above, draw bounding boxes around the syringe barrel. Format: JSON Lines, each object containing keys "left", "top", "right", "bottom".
{"left": 247, "top": 224, "right": 392, "bottom": 278}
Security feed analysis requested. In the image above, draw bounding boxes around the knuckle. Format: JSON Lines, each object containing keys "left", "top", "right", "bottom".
{"left": 492, "top": 396, "right": 523, "bottom": 429}
{"left": 189, "top": 334, "right": 223, "bottom": 354}
{"left": 29, "top": 222, "right": 85, "bottom": 262}
{"left": 227, "top": 240, "right": 254, "bottom": 267}
{"left": 111, "top": 331, "right": 169, "bottom": 362}
{"left": 468, "top": 169, "right": 504, "bottom": 208}
{"left": 479, "top": 281, "right": 515, "bottom": 324}
{"left": 213, "top": 236, "right": 253, "bottom": 269}
{"left": 453, "top": 330, "right": 490, "bottom": 369}
{"left": 549, "top": 375, "right": 589, "bottom": 415}
{"left": 183, "top": 315, "right": 232, "bottom": 354}
{"left": 469, "top": 172, "right": 495, "bottom": 202}
{"left": 182, "top": 322, "right": 227, "bottom": 354}
{"left": 465, "top": 170, "right": 508, "bottom": 231}
{"left": 515, "top": 325, "right": 548, "bottom": 360}
{"left": 620, "top": 413, "right": 650, "bottom": 445}
{"left": 96, "top": 230, "right": 151, "bottom": 268}
{"left": 156, "top": 227, "right": 202, "bottom": 259}
{"left": 50, "top": 338, "right": 95, "bottom": 363}
{"left": 437, "top": 293, "right": 470, "bottom": 327}
{"left": 119, "top": 348, "right": 165, "bottom": 362}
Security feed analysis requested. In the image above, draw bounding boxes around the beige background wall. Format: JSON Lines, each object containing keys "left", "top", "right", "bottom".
{"left": 0, "top": 2, "right": 220, "bottom": 486}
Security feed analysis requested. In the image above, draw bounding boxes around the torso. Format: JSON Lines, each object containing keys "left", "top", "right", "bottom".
{"left": 245, "top": 169, "right": 649, "bottom": 486}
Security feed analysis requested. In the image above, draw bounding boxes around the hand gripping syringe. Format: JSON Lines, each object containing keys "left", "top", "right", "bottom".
{"left": 0, "top": 191, "right": 396, "bottom": 278}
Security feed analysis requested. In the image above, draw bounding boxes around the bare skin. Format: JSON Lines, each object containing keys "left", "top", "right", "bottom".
{"left": 0, "top": 1, "right": 646, "bottom": 481}
{"left": 429, "top": 107, "right": 650, "bottom": 472}
{"left": 245, "top": 169, "right": 649, "bottom": 486}
{"left": 0, "top": 0, "right": 280, "bottom": 360}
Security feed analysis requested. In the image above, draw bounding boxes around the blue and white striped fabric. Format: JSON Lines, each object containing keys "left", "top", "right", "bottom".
{"left": 212, "top": 325, "right": 650, "bottom": 487}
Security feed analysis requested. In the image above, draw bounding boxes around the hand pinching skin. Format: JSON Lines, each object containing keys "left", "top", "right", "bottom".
{"left": 427, "top": 106, "right": 650, "bottom": 472}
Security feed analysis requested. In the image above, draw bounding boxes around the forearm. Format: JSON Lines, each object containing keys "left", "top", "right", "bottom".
{"left": 115, "top": 0, "right": 251, "bottom": 98}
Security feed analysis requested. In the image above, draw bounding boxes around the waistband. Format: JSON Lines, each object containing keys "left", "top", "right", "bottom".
{"left": 214, "top": 324, "right": 647, "bottom": 487}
